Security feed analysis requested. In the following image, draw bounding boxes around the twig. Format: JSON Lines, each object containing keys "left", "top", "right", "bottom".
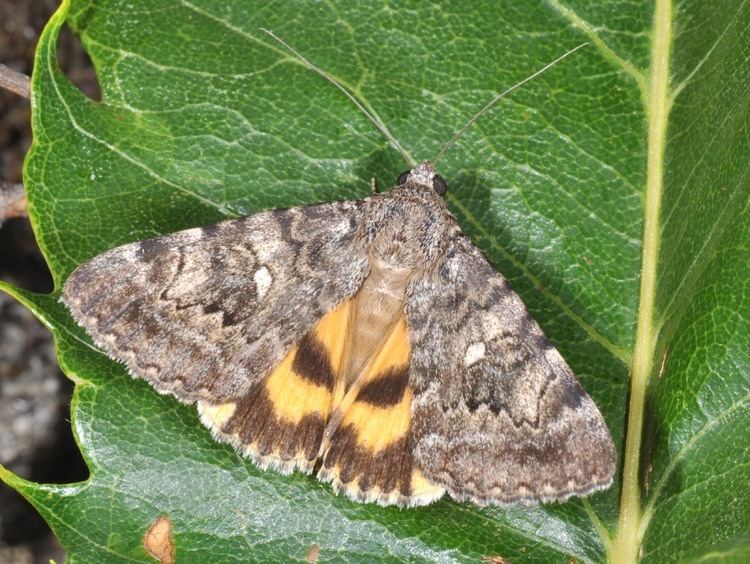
{"left": 0, "top": 182, "right": 27, "bottom": 222}
{"left": 0, "top": 63, "right": 30, "bottom": 99}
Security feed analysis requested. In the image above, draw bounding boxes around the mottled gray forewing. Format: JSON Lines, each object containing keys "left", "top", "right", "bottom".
{"left": 63, "top": 201, "right": 369, "bottom": 403}
{"left": 406, "top": 235, "right": 616, "bottom": 505}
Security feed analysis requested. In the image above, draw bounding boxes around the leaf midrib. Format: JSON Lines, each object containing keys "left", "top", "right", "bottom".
{"left": 611, "top": 0, "right": 672, "bottom": 562}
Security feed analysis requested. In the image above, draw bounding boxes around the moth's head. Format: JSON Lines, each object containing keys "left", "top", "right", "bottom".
{"left": 397, "top": 161, "right": 448, "bottom": 196}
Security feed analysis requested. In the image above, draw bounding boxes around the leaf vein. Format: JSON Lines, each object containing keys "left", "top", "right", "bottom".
{"left": 42, "top": 28, "right": 238, "bottom": 219}
{"left": 670, "top": 0, "right": 749, "bottom": 102}
{"left": 638, "top": 391, "right": 750, "bottom": 539}
{"left": 447, "top": 192, "right": 631, "bottom": 364}
{"left": 544, "top": 0, "right": 647, "bottom": 96}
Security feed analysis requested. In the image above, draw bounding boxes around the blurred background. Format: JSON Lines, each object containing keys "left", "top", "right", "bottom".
{"left": 1, "top": 1, "right": 98, "bottom": 561}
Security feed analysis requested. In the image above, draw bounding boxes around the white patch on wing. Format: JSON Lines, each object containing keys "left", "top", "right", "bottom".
{"left": 254, "top": 266, "right": 272, "bottom": 300}
{"left": 463, "top": 342, "right": 486, "bottom": 367}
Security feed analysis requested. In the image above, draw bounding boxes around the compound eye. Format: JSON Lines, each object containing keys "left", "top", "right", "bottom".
{"left": 397, "top": 170, "right": 411, "bottom": 185}
{"left": 432, "top": 175, "right": 448, "bottom": 195}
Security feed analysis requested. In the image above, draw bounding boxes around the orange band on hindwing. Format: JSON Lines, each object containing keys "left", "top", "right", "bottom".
{"left": 199, "top": 302, "right": 443, "bottom": 504}
{"left": 319, "top": 315, "right": 445, "bottom": 505}
{"left": 197, "top": 300, "right": 351, "bottom": 474}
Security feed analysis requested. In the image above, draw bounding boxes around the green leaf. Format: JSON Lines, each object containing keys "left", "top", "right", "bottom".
{"left": 4, "top": 0, "right": 748, "bottom": 562}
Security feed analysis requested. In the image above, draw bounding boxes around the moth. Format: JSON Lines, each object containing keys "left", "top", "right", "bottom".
{"left": 62, "top": 37, "right": 615, "bottom": 507}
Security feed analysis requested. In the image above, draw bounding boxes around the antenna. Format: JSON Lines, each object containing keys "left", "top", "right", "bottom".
{"left": 432, "top": 42, "right": 588, "bottom": 166}
{"left": 260, "top": 29, "right": 415, "bottom": 166}
{"left": 262, "top": 30, "right": 587, "bottom": 171}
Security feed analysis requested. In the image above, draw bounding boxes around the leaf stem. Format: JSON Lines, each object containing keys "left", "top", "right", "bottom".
{"left": 610, "top": 1, "right": 673, "bottom": 562}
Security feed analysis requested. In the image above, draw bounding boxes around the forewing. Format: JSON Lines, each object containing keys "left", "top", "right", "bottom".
{"left": 63, "top": 200, "right": 369, "bottom": 405}
{"left": 406, "top": 235, "right": 616, "bottom": 505}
